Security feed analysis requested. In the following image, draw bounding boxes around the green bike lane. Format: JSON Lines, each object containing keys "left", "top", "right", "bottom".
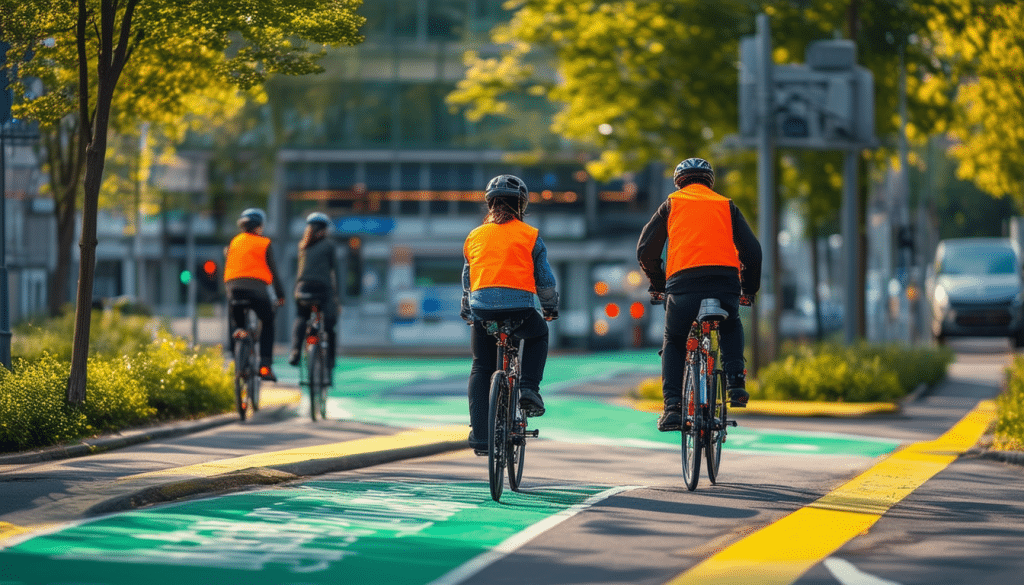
{"left": 282, "top": 350, "right": 901, "bottom": 460}
{"left": 0, "top": 481, "right": 628, "bottom": 585}
{"left": 0, "top": 351, "right": 903, "bottom": 584}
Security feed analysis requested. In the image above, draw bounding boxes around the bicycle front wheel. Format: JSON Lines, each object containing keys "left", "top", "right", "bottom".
{"left": 488, "top": 370, "right": 510, "bottom": 502}
{"left": 507, "top": 382, "right": 526, "bottom": 491}
{"left": 681, "top": 360, "right": 702, "bottom": 491}
{"left": 706, "top": 365, "right": 726, "bottom": 484}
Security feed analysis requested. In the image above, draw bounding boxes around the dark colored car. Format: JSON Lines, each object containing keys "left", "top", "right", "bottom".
{"left": 927, "top": 237, "right": 1024, "bottom": 346}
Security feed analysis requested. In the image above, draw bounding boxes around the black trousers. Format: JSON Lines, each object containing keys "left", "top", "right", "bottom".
{"left": 292, "top": 299, "right": 337, "bottom": 370}
{"left": 467, "top": 308, "right": 548, "bottom": 441}
{"left": 228, "top": 289, "right": 276, "bottom": 364}
{"left": 661, "top": 290, "right": 744, "bottom": 406}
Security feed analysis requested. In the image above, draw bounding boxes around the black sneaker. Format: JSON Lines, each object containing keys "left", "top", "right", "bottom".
{"left": 288, "top": 350, "right": 300, "bottom": 366}
{"left": 519, "top": 388, "right": 545, "bottom": 417}
{"left": 657, "top": 404, "right": 682, "bottom": 432}
{"left": 468, "top": 431, "right": 488, "bottom": 455}
{"left": 727, "top": 372, "right": 749, "bottom": 407}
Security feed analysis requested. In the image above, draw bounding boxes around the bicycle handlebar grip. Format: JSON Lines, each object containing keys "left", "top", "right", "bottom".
{"left": 649, "top": 292, "right": 666, "bottom": 305}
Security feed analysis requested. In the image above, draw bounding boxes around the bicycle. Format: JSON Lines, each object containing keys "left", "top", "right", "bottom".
{"left": 229, "top": 298, "right": 262, "bottom": 421}
{"left": 652, "top": 293, "right": 749, "bottom": 490}
{"left": 296, "top": 292, "right": 331, "bottom": 422}
{"left": 483, "top": 316, "right": 539, "bottom": 502}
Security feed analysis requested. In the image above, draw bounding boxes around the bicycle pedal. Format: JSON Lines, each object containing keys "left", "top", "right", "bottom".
{"left": 525, "top": 429, "right": 539, "bottom": 438}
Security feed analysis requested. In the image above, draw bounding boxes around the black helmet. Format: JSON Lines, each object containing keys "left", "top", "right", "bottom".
{"left": 485, "top": 174, "right": 529, "bottom": 213}
{"left": 673, "top": 158, "right": 715, "bottom": 189}
{"left": 238, "top": 207, "right": 266, "bottom": 230}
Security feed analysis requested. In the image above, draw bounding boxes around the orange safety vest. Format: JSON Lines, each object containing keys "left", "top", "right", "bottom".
{"left": 665, "top": 184, "right": 741, "bottom": 278}
{"left": 464, "top": 220, "right": 539, "bottom": 293}
{"left": 223, "top": 232, "right": 274, "bottom": 284}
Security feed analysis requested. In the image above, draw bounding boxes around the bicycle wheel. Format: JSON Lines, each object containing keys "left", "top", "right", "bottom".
{"left": 681, "top": 359, "right": 702, "bottom": 491}
{"left": 706, "top": 362, "right": 726, "bottom": 484}
{"left": 488, "top": 370, "right": 510, "bottom": 502}
{"left": 250, "top": 346, "right": 261, "bottom": 413}
{"left": 233, "top": 342, "right": 250, "bottom": 421}
{"left": 506, "top": 381, "right": 526, "bottom": 491}
{"left": 317, "top": 346, "right": 328, "bottom": 419}
{"left": 309, "top": 346, "right": 325, "bottom": 421}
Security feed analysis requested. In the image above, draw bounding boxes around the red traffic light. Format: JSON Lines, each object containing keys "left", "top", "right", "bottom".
{"left": 202, "top": 260, "right": 217, "bottom": 277}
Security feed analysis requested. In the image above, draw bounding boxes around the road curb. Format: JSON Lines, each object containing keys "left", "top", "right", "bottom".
{"left": 87, "top": 438, "right": 470, "bottom": 515}
{"left": 0, "top": 414, "right": 241, "bottom": 466}
{"left": 966, "top": 448, "right": 1024, "bottom": 467}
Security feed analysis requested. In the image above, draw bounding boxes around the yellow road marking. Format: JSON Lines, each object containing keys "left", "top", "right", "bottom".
{"left": 120, "top": 425, "right": 470, "bottom": 481}
{"left": 0, "top": 522, "right": 33, "bottom": 543}
{"left": 667, "top": 400, "right": 996, "bottom": 585}
{"left": 630, "top": 398, "right": 899, "bottom": 417}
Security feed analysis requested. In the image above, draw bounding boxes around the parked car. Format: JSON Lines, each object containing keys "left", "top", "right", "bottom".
{"left": 927, "top": 237, "right": 1024, "bottom": 346}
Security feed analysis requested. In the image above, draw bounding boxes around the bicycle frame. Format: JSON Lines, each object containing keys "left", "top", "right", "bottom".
{"left": 298, "top": 299, "right": 330, "bottom": 421}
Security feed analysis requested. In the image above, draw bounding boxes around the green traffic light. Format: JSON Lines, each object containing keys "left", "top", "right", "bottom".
{"left": 180, "top": 270, "right": 192, "bottom": 285}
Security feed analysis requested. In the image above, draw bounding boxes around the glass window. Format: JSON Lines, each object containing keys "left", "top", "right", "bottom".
{"left": 399, "top": 85, "right": 433, "bottom": 146}
{"left": 395, "top": 0, "right": 420, "bottom": 39}
{"left": 357, "top": 85, "right": 394, "bottom": 146}
{"left": 426, "top": 0, "right": 467, "bottom": 40}
{"left": 362, "top": 0, "right": 394, "bottom": 38}
{"left": 365, "top": 163, "right": 392, "bottom": 191}
{"left": 415, "top": 257, "right": 463, "bottom": 286}
{"left": 940, "top": 244, "right": 1018, "bottom": 276}
{"left": 327, "top": 163, "right": 356, "bottom": 189}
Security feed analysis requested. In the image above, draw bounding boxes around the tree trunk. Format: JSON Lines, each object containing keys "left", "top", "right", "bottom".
{"left": 43, "top": 120, "right": 85, "bottom": 317}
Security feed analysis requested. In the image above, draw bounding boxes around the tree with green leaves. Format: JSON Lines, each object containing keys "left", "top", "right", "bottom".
{"left": 1, "top": 0, "right": 364, "bottom": 404}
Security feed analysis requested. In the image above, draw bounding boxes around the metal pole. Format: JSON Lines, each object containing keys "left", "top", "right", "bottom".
{"left": 0, "top": 125, "right": 10, "bottom": 368}
{"left": 755, "top": 13, "right": 776, "bottom": 370}
{"left": 842, "top": 149, "right": 860, "bottom": 343}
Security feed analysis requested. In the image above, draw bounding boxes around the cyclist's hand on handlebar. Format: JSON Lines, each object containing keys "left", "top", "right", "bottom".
{"left": 739, "top": 294, "right": 755, "bottom": 307}
{"left": 543, "top": 308, "right": 559, "bottom": 321}
{"left": 649, "top": 291, "right": 666, "bottom": 305}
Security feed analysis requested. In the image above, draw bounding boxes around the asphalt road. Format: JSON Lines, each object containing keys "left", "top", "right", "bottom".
{"left": 1, "top": 339, "right": 1021, "bottom": 585}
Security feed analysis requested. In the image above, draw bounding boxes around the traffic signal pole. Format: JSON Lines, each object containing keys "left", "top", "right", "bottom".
{"left": 754, "top": 13, "right": 777, "bottom": 372}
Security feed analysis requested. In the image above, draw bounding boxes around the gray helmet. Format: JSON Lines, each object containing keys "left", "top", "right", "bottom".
{"left": 306, "top": 212, "right": 330, "bottom": 229}
{"left": 238, "top": 208, "right": 266, "bottom": 230}
{"left": 673, "top": 158, "right": 715, "bottom": 189}
{"left": 485, "top": 174, "right": 529, "bottom": 213}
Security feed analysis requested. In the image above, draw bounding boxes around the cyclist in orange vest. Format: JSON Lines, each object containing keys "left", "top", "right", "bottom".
{"left": 462, "top": 175, "right": 559, "bottom": 454}
{"left": 637, "top": 158, "right": 762, "bottom": 431}
{"left": 224, "top": 208, "right": 286, "bottom": 382}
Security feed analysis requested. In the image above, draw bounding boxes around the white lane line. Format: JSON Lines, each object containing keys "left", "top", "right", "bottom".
{"left": 824, "top": 557, "right": 903, "bottom": 585}
{"left": 426, "top": 485, "right": 641, "bottom": 585}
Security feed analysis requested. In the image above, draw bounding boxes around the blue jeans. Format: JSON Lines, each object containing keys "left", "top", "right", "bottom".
{"left": 467, "top": 308, "right": 548, "bottom": 443}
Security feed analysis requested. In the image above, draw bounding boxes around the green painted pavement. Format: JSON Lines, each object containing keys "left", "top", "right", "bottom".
{"left": 276, "top": 350, "right": 662, "bottom": 396}
{"left": 329, "top": 396, "right": 900, "bottom": 458}
{"left": 0, "top": 482, "right": 610, "bottom": 585}
{"left": 277, "top": 350, "right": 898, "bottom": 458}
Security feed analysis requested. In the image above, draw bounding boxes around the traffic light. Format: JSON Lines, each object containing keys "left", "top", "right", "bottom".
{"left": 345, "top": 236, "right": 362, "bottom": 297}
{"left": 179, "top": 269, "right": 192, "bottom": 286}
{"left": 197, "top": 260, "right": 220, "bottom": 301}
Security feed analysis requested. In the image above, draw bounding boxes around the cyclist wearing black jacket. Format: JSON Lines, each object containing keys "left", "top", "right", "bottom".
{"left": 289, "top": 212, "right": 340, "bottom": 370}
{"left": 636, "top": 158, "right": 762, "bottom": 432}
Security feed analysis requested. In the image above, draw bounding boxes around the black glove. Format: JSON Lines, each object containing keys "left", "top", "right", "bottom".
{"left": 543, "top": 308, "right": 559, "bottom": 321}
{"left": 649, "top": 291, "right": 666, "bottom": 305}
{"left": 739, "top": 294, "right": 755, "bottom": 307}
{"left": 460, "top": 296, "right": 473, "bottom": 323}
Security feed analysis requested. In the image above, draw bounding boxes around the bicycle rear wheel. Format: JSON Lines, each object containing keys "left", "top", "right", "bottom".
{"left": 233, "top": 342, "right": 250, "bottom": 421}
{"left": 681, "top": 360, "right": 701, "bottom": 491}
{"left": 706, "top": 365, "right": 726, "bottom": 484}
{"left": 488, "top": 370, "right": 510, "bottom": 502}
{"left": 309, "top": 346, "right": 325, "bottom": 421}
{"left": 507, "top": 382, "right": 526, "bottom": 491}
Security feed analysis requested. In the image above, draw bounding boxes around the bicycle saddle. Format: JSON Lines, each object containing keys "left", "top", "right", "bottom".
{"left": 483, "top": 317, "right": 525, "bottom": 336}
{"left": 697, "top": 298, "right": 729, "bottom": 322}
{"left": 295, "top": 292, "right": 320, "bottom": 307}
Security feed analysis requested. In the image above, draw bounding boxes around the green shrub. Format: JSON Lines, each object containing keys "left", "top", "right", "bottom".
{"left": 0, "top": 356, "right": 92, "bottom": 451}
{"left": 997, "top": 357, "right": 1024, "bottom": 450}
{"left": 1, "top": 313, "right": 234, "bottom": 452}
{"left": 13, "top": 308, "right": 165, "bottom": 361}
{"left": 130, "top": 336, "right": 234, "bottom": 420}
{"left": 633, "top": 341, "right": 953, "bottom": 404}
